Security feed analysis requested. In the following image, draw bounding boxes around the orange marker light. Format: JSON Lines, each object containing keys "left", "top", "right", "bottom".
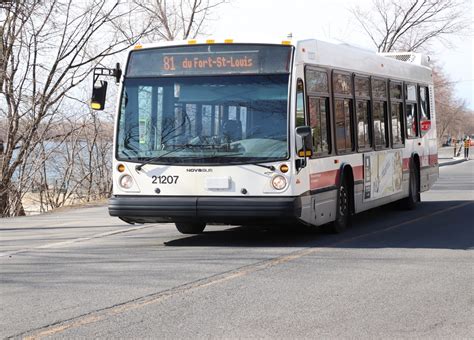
{"left": 281, "top": 40, "right": 291, "bottom": 45}
{"left": 188, "top": 40, "right": 197, "bottom": 44}
{"left": 134, "top": 44, "right": 143, "bottom": 49}
{"left": 206, "top": 39, "right": 215, "bottom": 44}
{"left": 224, "top": 39, "right": 234, "bottom": 43}
{"left": 117, "top": 164, "right": 125, "bottom": 172}
{"left": 279, "top": 164, "right": 289, "bottom": 173}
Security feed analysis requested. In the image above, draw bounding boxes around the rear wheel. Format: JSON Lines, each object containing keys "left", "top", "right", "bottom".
{"left": 175, "top": 222, "right": 206, "bottom": 234}
{"left": 329, "top": 178, "right": 351, "bottom": 233}
{"left": 401, "top": 159, "right": 420, "bottom": 210}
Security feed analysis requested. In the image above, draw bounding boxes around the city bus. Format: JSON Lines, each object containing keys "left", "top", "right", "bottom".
{"left": 91, "top": 38, "right": 438, "bottom": 234}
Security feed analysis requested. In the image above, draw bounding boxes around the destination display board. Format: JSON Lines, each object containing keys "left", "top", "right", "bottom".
{"left": 126, "top": 44, "right": 292, "bottom": 77}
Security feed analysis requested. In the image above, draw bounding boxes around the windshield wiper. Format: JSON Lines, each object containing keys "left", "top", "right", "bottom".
{"left": 135, "top": 145, "right": 191, "bottom": 171}
{"left": 250, "top": 162, "right": 276, "bottom": 171}
{"left": 136, "top": 150, "right": 277, "bottom": 172}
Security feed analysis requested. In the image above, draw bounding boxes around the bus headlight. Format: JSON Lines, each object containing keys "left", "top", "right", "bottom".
{"left": 119, "top": 174, "right": 133, "bottom": 189}
{"left": 271, "top": 175, "right": 287, "bottom": 190}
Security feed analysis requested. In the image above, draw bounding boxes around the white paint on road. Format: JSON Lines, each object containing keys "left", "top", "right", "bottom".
{"left": 0, "top": 224, "right": 158, "bottom": 258}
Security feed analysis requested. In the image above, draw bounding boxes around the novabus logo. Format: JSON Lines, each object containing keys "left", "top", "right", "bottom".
{"left": 186, "top": 168, "right": 213, "bottom": 173}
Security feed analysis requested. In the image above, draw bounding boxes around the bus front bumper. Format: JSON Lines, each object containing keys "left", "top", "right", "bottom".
{"left": 108, "top": 195, "right": 302, "bottom": 224}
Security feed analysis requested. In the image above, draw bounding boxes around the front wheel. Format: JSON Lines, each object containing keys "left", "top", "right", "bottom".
{"left": 329, "top": 179, "right": 351, "bottom": 233}
{"left": 175, "top": 222, "right": 206, "bottom": 234}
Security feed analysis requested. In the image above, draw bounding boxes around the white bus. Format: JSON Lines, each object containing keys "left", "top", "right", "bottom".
{"left": 92, "top": 38, "right": 438, "bottom": 234}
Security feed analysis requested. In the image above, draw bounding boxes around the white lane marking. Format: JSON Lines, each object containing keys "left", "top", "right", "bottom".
{"left": 0, "top": 224, "right": 158, "bottom": 257}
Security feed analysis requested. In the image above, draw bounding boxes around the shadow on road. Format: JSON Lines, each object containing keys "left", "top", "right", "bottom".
{"left": 164, "top": 200, "right": 474, "bottom": 250}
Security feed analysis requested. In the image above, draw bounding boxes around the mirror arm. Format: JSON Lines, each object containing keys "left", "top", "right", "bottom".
{"left": 93, "top": 63, "right": 122, "bottom": 84}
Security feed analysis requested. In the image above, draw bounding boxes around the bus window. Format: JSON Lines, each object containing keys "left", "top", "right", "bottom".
{"left": 390, "top": 81, "right": 404, "bottom": 147}
{"left": 372, "top": 78, "right": 389, "bottom": 149}
{"left": 335, "top": 99, "right": 352, "bottom": 152}
{"left": 373, "top": 101, "right": 388, "bottom": 148}
{"left": 333, "top": 72, "right": 353, "bottom": 153}
{"left": 296, "top": 78, "right": 305, "bottom": 127}
{"left": 356, "top": 101, "right": 370, "bottom": 149}
{"left": 419, "top": 86, "right": 431, "bottom": 136}
{"left": 306, "top": 67, "right": 331, "bottom": 155}
{"left": 308, "top": 97, "right": 330, "bottom": 154}
{"left": 405, "top": 83, "right": 418, "bottom": 138}
{"left": 354, "top": 76, "right": 371, "bottom": 150}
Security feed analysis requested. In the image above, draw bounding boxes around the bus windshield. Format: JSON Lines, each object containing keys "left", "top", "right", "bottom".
{"left": 117, "top": 74, "right": 290, "bottom": 164}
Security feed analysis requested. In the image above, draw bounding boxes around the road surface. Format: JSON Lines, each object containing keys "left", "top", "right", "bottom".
{"left": 1, "top": 161, "right": 473, "bottom": 339}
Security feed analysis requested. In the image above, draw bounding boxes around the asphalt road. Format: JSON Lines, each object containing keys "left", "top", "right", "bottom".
{"left": 1, "top": 161, "right": 473, "bottom": 339}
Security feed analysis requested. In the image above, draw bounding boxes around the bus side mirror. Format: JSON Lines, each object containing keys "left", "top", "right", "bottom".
{"left": 296, "top": 126, "right": 313, "bottom": 157}
{"left": 91, "top": 80, "right": 108, "bottom": 110}
{"left": 295, "top": 126, "right": 313, "bottom": 170}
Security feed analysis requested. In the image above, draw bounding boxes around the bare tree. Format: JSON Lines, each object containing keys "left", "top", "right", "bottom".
{"left": 0, "top": 0, "right": 151, "bottom": 216}
{"left": 134, "top": 0, "right": 227, "bottom": 41}
{"left": 351, "top": 0, "right": 470, "bottom": 52}
{"left": 433, "top": 65, "right": 473, "bottom": 144}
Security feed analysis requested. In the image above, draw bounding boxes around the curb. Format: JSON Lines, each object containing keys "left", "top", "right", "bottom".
{"left": 439, "top": 159, "right": 468, "bottom": 167}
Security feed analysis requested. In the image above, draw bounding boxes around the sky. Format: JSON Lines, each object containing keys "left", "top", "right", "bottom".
{"left": 208, "top": 0, "right": 473, "bottom": 109}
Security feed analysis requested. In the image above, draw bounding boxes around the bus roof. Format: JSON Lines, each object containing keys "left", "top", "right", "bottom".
{"left": 128, "top": 38, "right": 433, "bottom": 84}
{"left": 295, "top": 39, "right": 432, "bottom": 84}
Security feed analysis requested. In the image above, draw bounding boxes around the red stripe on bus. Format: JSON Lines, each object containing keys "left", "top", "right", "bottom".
{"left": 353, "top": 165, "right": 363, "bottom": 181}
{"left": 310, "top": 170, "right": 339, "bottom": 190}
{"left": 402, "top": 158, "right": 410, "bottom": 171}
{"left": 309, "top": 165, "right": 363, "bottom": 190}
{"left": 308, "top": 154, "right": 437, "bottom": 191}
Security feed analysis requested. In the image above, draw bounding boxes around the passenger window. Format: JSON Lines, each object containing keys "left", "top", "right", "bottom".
{"left": 419, "top": 86, "right": 431, "bottom": 136}
{"left": 308, "top": 97, "right": 330, "bottom": 154}
{"left": 356, "top": 101, "right": 370, "bottom": 149}
{"left": 373, "top": 101, "right": 388, "bottom": 148}
{"left": 306, "top": 68, "right": 332, "bottom": 156}
{"left": 335, "top": 99, "right": 352, "bottom": 152}
{"left": 333, "top": 71, "right": 354, "bottom": 153}
{"left": 306, "top": 69, "right": 329, "bottom": 93}
{"left": 390, "top": 81, "right": 404, "bottom": 147}
{"left": 354, "top": 76, "right": 371, "bottom": 150}
{"left": 372, "top": 79, "right": 389, "bottom": 148}
{"left": 405, "top": 83, "right": 418, "bottom": 138}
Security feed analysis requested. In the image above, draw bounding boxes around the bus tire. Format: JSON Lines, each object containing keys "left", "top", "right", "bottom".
{"left": 330, "top": 178, "right": 351, "bottom": 233}
{"left": 175, "top": 222, "right": 206, "bottom": 234}
{"left": 402, "top": 159, "right": 420, "bottom": 210}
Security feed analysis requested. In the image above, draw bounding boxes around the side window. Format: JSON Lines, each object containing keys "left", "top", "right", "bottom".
{"left": 333, "top": 72, "right": 353, "bottom": 153}
{"left": 372, "top": 78, "right": 389, "bottom": 149}
{"left": 354, "top": 76, "right": 371, "bottom": 150}
{"left": 419, "top": 86, "right": 431, "bottom": 136}
{"left": 405, "top": 83, "right": 418, "bottom": 138}
{"left": 306, "top": 68, "right": 331, "bottom": 155}
{"left": 296, "top": 78, "right": 305, "bottom": 127}
{"left": 308, "top": 97, "right": 330, "bottom": 154}
{"left": 390, "top": 81, "right": 404, "bottom": 147}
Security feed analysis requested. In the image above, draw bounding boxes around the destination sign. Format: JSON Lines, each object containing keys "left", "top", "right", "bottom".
{"left": 160, "top": 52, "right": 258, "bottom": 74}
{"left": 127, "top": 44, "right": 292, "bottom": 77}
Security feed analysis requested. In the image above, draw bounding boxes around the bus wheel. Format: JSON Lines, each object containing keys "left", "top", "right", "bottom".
{"left": 330, "top": 179, "right": 351, "bottom": 233}
{"left": 175, "top": 222, "right": 206, "bottom": 234}
{"left": 402, "top": 160, "right": 420, "bottom": 210}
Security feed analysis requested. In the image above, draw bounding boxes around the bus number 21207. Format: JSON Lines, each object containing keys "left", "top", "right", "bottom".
{"left": 152, "top": 175, "right": 179, "bottom": 184}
